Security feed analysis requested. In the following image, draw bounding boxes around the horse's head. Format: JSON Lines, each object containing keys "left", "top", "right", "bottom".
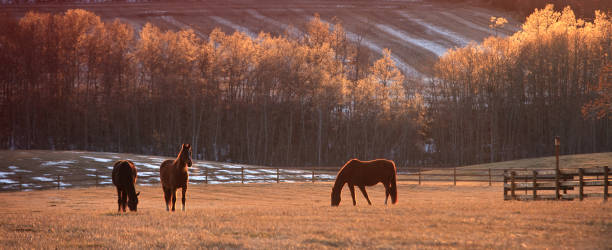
{"left": 181, "top": 144, "right": 193, "bottom": 167}
{"left": 128, "top": 191, "right": 140, "bottom": 211}
{"left": 331, "top": 187, "right": 341, "bottom": 206}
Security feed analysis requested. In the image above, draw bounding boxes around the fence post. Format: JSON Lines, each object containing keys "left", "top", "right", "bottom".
{"left": 532, "top": 170, "right": 537, "bottom": 200}
{"left": 205, "top": 168, "right": 208, "bottom": 184}
{"left": 241, "top": 167, "right": 244, "bottom": 184}
{"left": 511, "top": 171, "right": 516, "bottom": 200}
{"left": 453, "top": 168, "right": 456, "bottom": 186}
{"left": 503, "top": 170, "right": 508, "bottom": 200}
{"left": 604, "top": 166, "right": 609, "bottom": 202}
{"left": 18, "top": 176, "right": 22, "bottom": 191}
{"left": 276, "top": 168, "right": 279, "bottom": 183}
{"left": 312, "top": 169, "right": 315, "bottom": 183}
{"left": 418, "top": 168, "right": 421, "bottom": 185}
{"left": 555, "top": 168, "right": 560, "bottom": 200}
{"left": 578, "top": 168, "right": 584, "bottom": 201}
{"left": 488, "top": 168, "right": 492, "bottom": 186}
{"left": 57, "top": 175, "right": 61, "bottom": 190}
{"left": 95, "top": 170, "right": 99, "bottom": 187}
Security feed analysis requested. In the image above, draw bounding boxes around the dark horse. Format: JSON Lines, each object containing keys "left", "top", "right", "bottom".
{"left": 331, "top": 159, "right": 398, "bottom": 206}
{"left": 112, "top": 160, "right": 140, "bottom": 212}
{"left": 160, "top": 144, "right": 193, "bottom": 211}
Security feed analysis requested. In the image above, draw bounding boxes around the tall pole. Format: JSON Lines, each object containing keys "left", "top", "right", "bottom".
{"left": 554, "top": 136, "right": 560, "bottom": 172}
{"left": 554, "top": 136, "right": 560, "bottom": 200}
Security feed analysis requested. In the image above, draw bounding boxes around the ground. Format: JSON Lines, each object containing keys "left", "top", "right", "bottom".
{"left": 1, "top": 182, "right": 610, "bottom": 249}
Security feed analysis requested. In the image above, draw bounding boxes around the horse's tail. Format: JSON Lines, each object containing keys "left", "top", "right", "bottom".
{"left": 390, "top": 166, "right": 398, "bottom": 204}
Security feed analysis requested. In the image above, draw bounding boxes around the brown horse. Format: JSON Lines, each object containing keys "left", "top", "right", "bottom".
{"left": 112, "top": 160, "right": 140, "bottom": 212}
{"left": 331, "top": 159, "right": 398, "bottom": 206}
{"left": 160, "top": 144, "right": 193, "bottom": 211}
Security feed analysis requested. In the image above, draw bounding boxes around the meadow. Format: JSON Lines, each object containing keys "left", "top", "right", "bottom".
{"left": 1, "top": 182, "right": 610, "bottom": 249}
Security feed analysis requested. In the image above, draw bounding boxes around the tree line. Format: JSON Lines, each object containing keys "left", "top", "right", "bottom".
{"left": 427, "top": 5, "right": 612, "bottom": 165}
{"left": 0, "top": 10, "right": 425, "bottom": 166}
{"left": 0, "top": 6, "right": 610, "bottom": 167}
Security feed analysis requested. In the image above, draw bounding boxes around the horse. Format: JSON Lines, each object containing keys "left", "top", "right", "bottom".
{"left": 112, "top": 160, "right": 140, "bottom": 212}
{"left": 160, "top": 143, "right": 193, "bottom": 211}
{"left": 331, "top": 159, "right": 398, "bottom": 206}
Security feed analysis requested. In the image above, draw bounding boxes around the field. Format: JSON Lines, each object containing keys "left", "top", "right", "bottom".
{"left": 1, "top": 182, "right": 611, "bottom": 249}
{"left": 0, "top": 0, "right": 520, "bottom": 76}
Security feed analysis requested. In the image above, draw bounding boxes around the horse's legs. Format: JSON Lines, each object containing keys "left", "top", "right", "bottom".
{"left": 181, "top": 187, "right": 187, "bottom": 211}
{"left": 358, "top": 185, "right": 372, "bottom": 205}
{"left": 116, "top": 187, "right": 122, "bottom": 212}
{"left": 384, "top": 182, "right": 390, "bottom": 205}
{"left": 349, "top": 184, "right": 356, "bottom": 206}
{"left": 121, "top": 189, "right": 128, "bottom": 212}
{"left": 171, "top": 188, "right": 177, "bottom": 212}
{"left": 163, "top": 187, "right": 171, "bottom": 211}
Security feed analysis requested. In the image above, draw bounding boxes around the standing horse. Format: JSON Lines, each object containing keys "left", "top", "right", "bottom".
{"left": 331, "top": 159, "right": 398, "bottom": 206}
{"left": 160, "top": 144, "right": 193, "bottom": 211}
{"left": 112, "top": 160, "right": 140, "bottom": 212}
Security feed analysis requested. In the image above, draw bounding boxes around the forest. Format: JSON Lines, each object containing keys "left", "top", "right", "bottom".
{"left": 0, "top": 5, "right": 610, "bottom": 167}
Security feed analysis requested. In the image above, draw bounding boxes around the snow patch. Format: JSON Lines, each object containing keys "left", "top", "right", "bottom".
{"left": 440, "top": 12, "right": 496, "bottom": 35}
{"left": 138, "top": 172, "right": 157, "bottom": 177}
{"left": 259, "top": 169, "right": 277, "bottom": 173}
{"left": 0, "top": 171, "right": 15, "bottom": 178}
{"left": 160, "top": 16, "right": 208, "bottom": 39}
{"left": 41, "top": 160, "right": 76, "bottom": 166}
{"left": 80, "top": 156, "right": 113, "bottom": 163}
{"left": 215, "top": 169, "right": 241, "bottom": 175}
{"left": 221, "top": 164, "right": 243, "bottom": 169}
{"left": 0, "top": 179, "right": 17, "bottom": 184}
{"left": 8, "top": 166, "right": 31, "bottom": 173}
{"left": 398, "top": 12, "right": 471, "bottom": 46}
{"left": 132, "top": 162, "right": 159, "bottom": 169}
{"left": 195, "top": 163, "right": 218, "bottom": 169}
{"left": 246, "top": 9, "right": 302, "bottom": 37}
{"left": 210, "top": 16, "right": 256, "bottom": 38}
{"left": 32, "top": 176, "right": 54, "bottom": 182}
{"left": 375, "top": 24, "right": 448, "bottom": 56}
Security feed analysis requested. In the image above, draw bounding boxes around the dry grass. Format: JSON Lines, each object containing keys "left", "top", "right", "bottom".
{"left": 1, "top": 182, "right": 610, "bottom": 249}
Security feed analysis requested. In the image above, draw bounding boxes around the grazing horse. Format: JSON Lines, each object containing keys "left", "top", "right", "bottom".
{"left": 331, "top": 159, "right": 398, "bottom": 206}
{"left": 112, "top": 160, "right": 140, "bottom": 212}
{"left": 160, "top": 144, "right": 193, "bottom": 211}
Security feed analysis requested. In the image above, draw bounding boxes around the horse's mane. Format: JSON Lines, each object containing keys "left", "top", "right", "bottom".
{"left": 173, "top": 144, "right": 190, "bottom": 167}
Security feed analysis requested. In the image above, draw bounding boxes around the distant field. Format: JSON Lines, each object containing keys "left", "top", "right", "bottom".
{"left": 0, "top": 150, "right": 336, "bottom": 191}
{"left": 0, "top": 0, "right": 520, "bottom": 76}
{"left": 0, "top": 183, "right": 610, "bottom": 248}
{"left": 2, "top": 150, "right": 611, "bottom": 190}
{"left": 460, "top": 152, "right": 612, "bottom": 170}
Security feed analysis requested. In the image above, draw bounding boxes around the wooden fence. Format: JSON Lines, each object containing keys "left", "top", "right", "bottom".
{"left": 503, "top": 166, "right": 610, "bottom": 201}
{"left": 398, "top": 167, "right": 523, "bottom": 185}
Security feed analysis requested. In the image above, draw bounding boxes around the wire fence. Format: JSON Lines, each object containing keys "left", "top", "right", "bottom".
{"left": 1, "top": 166, "right": 564, "bottom": 192}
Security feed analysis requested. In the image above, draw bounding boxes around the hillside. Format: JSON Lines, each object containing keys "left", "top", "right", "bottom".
{"left": 0, "top": 0, "right": 520, "bottom": 76}
{"left": 0, "top": 150, "right": 336, "bottom": 191}
{"left": 460, "top": 152, "right": 612, "bottom": 170}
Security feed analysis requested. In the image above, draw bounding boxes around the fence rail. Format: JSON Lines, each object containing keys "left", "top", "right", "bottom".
{"left": 503, "top": 166, "right": 610, "bottom": 201}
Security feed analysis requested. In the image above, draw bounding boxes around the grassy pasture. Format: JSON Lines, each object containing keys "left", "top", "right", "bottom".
{"left": 1, "top": 182, "right": 611, "bottom": 249}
